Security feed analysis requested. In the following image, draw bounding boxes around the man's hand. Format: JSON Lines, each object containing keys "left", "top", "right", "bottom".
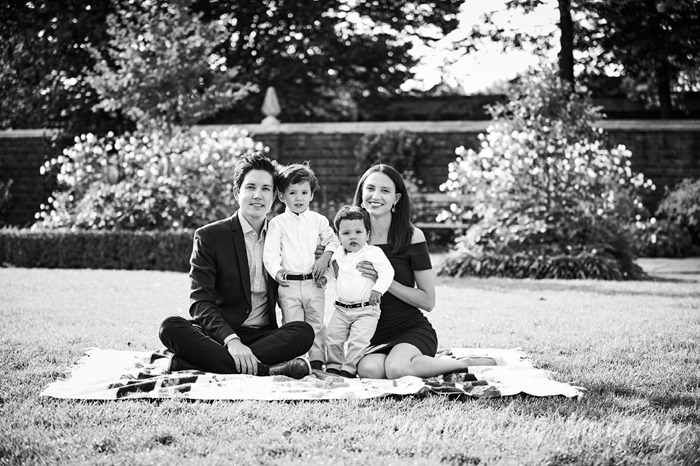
{"left": 226, "top": 339, "right": 260, "bottom": 375}
{"left": 356, "top": 260, "right": 378, "bottom": 282}
{"left": 369, "top": 290, "right": 382, "bottom": 306}
{"left": 275, "top": 269, "right": 289, "bottom": 287}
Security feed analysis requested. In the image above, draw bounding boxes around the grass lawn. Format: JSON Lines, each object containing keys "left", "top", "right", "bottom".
{"left": 1, "top": 263, "right": 699, "bottom": 465}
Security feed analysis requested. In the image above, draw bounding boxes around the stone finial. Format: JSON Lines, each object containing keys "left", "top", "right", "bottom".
{"left": 261, "top": 86, "right": 281, "bottom": 125}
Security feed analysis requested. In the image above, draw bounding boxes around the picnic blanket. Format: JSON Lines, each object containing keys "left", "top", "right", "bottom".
{"left": 40, "top": 348, "right": 583, "bottom": 400}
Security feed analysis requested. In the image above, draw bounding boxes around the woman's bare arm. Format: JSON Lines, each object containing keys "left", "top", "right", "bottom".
{"left": 356, "top": 227, "right": 436, "bottom": 311}
{"left": 386, "top": 267, "right": 435, "bottom": 311}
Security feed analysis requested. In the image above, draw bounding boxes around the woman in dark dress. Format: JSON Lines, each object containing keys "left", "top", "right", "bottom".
{"left": 353, "top": 164, "right": 500, "bottom": 379}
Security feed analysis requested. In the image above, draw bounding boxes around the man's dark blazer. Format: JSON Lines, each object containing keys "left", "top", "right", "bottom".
{"left": 189, "top": 211, "right": 279, "bottom": 344}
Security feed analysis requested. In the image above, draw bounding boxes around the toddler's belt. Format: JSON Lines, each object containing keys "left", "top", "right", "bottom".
{"left": 334, "top": 300, "right": 372, "bottom": 309}
{"left": 287, "top": 273, "right": 314, "bottom": 281}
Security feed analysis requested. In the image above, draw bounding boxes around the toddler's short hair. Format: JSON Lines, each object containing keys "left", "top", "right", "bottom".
{"left": 334, "top": 205, "right": 371, "bottom": 233}
{"left": 277, "top": 162, "right": 319, "bottom": 194}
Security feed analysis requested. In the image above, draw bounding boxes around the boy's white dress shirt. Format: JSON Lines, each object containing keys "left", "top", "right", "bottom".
{"left": 263, "top": 209, "right": 339, "bottom": 278}
{"left": 262, "top": 208, "right": 339, "bottom": 364}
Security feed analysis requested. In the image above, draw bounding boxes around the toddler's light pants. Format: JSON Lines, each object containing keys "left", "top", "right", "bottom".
{"left": 278, "top": 278, "right": 326, "bottom": 363}
{"left": 326, "top": 303, "right": 380, "bottom": 375}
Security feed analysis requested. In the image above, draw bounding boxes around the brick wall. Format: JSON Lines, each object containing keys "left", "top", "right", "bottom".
{"left": 602, "top": 121, "right": 700, "bottom": 206}
{"left": 205, "top": 120, "right": 700, "bottom": 209}
{"left": 212, "top": 121, "right": 488, "bottom": 206}
{"left": 1, "top": 121, "right": 699, "bottom": 227}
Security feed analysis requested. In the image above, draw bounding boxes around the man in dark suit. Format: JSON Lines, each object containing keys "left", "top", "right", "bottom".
{"left": 159, "top": 152, "right": 314, "bottom": 378}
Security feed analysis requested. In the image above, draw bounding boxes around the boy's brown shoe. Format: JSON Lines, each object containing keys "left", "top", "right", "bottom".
{"left": 310, "top": 360, "right": 324, "bottom": 371}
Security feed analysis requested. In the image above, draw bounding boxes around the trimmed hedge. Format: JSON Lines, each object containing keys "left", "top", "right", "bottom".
{"left": 437, "top": 251, "right": 647, "bottom": 280}
{"left": 0, "top": 229, "right": 193, "bottom": 272}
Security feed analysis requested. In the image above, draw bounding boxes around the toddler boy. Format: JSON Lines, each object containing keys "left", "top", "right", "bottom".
{"left": 325, "top": 205, "right": 394, "bottom": 378}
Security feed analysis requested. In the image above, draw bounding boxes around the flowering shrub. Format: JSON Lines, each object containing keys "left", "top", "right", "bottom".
{"left": 438, "top": 66, "right": 655, "bottom": 279}
{"left": 35, "top": 127, "right": 266, "bottom": 230}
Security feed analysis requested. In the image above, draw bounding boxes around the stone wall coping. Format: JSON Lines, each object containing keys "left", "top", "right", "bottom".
{"left": 597, "top": 120, "right": 700, "bottom": 131}
{"left": 193, "top": 121, "right": 490, "bottom": 134}
{"left": 3, "top": 120, "right": 700, "bottom": 138}
{"left": 190, "top": 119, "right": 700, "bottom": 134}
{"left": 0, "top": 129, "right": 61, "bottom": 138}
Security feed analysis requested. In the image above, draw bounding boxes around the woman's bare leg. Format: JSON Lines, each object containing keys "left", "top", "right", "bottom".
{"left": 383, "top": 344, "right": 501, "bottom": 380}
{"left": 357, "top": 353, "right": 387, "bottom": 379}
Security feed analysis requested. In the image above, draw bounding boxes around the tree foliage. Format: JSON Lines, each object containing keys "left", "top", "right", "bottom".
{"left": 1, "top": 0, "right": 464, "bottom": 131}
{"left": 0, "top": 0, "right": 128, "bottom": 133}
{"left": 174, "top": 1, "right": 464, "bottom": 122}
{"left": 88, "top": 0, "right": 255, "bottom": 132}
{"left": 459, "top": 0, "right": 700, "bottom": 117}
{"left": 581, "top": 0, "right": 700, "bottom": 118}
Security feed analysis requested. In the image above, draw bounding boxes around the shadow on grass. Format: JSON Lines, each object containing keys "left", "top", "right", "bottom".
{"left": 585, "top": 382, "right": 640, "bottom": 399}
{"left": 672, "top": 411, "right": 700, "bottom": 425}
{"left": 647, "top": 274, "right": 700, "bottom": 283}
{"left": 436, "top": 275, "right": 700, "bottom": 299}
{"left": 578, "top": 379, "right": 700, "bottom": 425}
{"left": 650, "top": 393, "right": 699, "bottom": 410}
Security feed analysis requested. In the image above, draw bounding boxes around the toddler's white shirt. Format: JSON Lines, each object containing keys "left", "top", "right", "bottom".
{"left": 332, "top": 244, "right": 394, "bottom": 303}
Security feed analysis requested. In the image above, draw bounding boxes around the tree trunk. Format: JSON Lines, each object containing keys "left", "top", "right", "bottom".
{"left": 558, "top": 0, "right": 575, "bottom": 87}
{"left": 645, "top": 0, "right": 674, "bottom": 118}
{"left": 656, "top": 61, "right": 673, "bottom": 119}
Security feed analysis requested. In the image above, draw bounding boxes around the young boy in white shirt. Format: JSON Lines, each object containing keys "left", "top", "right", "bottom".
{"left": 325, "top": 205, "right": 394, "bottom": 378}
{"left": 263, "top": 163, "right": 340, "bottom": 371}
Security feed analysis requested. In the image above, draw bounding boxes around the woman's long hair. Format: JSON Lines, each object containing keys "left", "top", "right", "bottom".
{"left": 353, "top": 164, "right": 413, "bottom": 254}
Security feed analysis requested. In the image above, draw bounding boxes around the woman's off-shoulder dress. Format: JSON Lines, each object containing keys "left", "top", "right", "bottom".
{"left": 365, "top": 241, "right": 438, "bottom": 356}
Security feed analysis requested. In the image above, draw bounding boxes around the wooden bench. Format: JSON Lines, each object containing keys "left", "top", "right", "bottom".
{"left": 411, "top": 192, "right": 471, "bottom": 230}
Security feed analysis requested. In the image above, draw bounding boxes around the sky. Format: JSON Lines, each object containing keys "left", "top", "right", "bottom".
{"left": 403, "top": 0, "right": 560, "bottom": 94}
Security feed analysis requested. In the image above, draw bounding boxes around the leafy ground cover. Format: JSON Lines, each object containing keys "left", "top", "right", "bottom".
{"left": 1, "top": 262, "right": 698, "bottom": 465}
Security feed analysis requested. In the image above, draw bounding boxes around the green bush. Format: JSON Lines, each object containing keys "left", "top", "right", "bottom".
{"left": 438, "top": 65, "right": 655, "bottom": 280}
{"left": 656, "top": 178, "right": 700, "bottom": 247}
{"left": 632, "top": 178, "right": 700, "bottom": 258}
{"left": 353, "top": 130, "right": 431, "bottom": 185}
{"left": 354, "top": 130, "right": 455, "bottom": 235}
{"left": 35, "top": 127, "right": 266, "bottom": 231}
{"left": 0, "top": 229, "right": 193, "bottom": 271}
{"left": 634, "top": 218, "right": 696, "bottom": 258}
